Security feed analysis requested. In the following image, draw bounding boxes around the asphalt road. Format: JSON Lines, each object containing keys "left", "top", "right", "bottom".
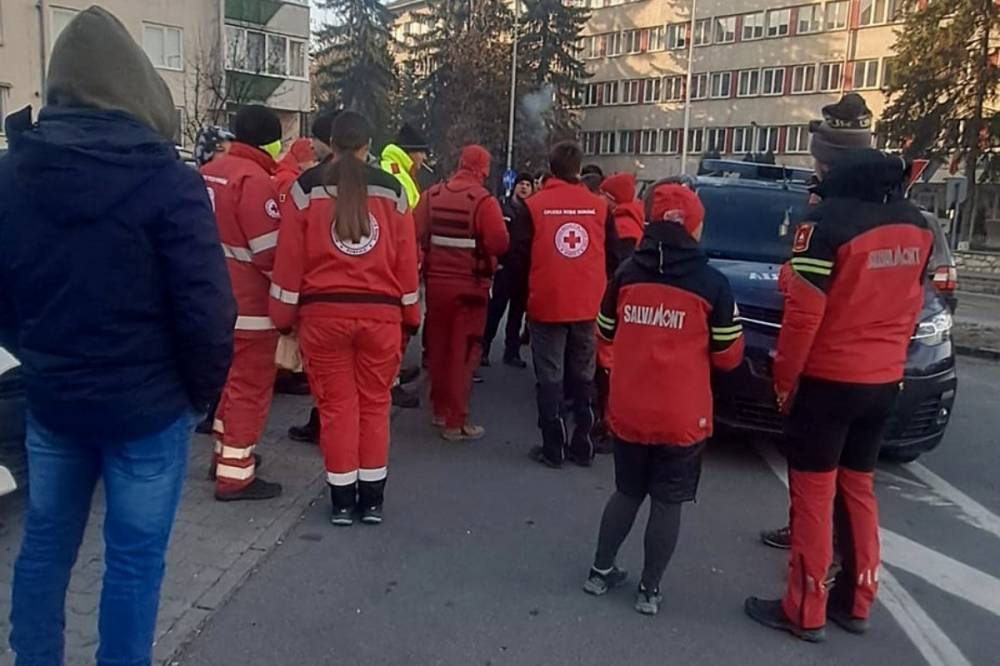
{"left": 177, "top": 357, "right": 1000, "bottom": 666}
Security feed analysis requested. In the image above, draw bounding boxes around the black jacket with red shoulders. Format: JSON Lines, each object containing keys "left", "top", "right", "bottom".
{"left": 774, "top": 151, "right": 934, "bottom": 397}
{"left": 598, "top": 222, "right": 744, "bottom": 446}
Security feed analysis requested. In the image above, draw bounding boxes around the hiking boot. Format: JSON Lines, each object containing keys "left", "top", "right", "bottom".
{"left": 358, "top": 479, "right": 385, "bottom": 525}
{"left": 391, "top": 385, "right": 420, "bottom": 409}
{"left": 288, "top": 408, "right": 320, "bottom": 444}
{"left": 330, "top": 506, "right": 354, "bottom": 526}
{"left": 827, "top": 604, "right": 869, "bottom": 635}
{"left": 743, "top": 597, "right": 826, "bottom": 643}
{"left": 760, "top": 525, "right": 791, "bottom": 549}
{"left": 215, "top": 477, "right": 282, "bottom": 502}
{"left": 399, "top": 365, "right": 421, "bottom": 385}
{"left": 635, "top": 585, "right": 663, "bottom": 616}
{"left": 583, "top": 566, "right": 628, "bottom": 596}
{"left": 530, "top": 445, "right": 562, "bottom": 469}
{"left": 503, "top": 352, "right": 527, "bottom": 369}
{"left": 442, "top": 424, "right": 486, "bottom": 442}
{"left": 329, "top": 483, "right": 357, "bottom": 526}
{"left": 207, "top": 453, "right": 262, "bottom": 481}
{"left": 360, "top": 505, "right": 384, "bottom": 525}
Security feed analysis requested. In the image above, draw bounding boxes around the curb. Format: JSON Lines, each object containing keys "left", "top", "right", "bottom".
{"left": 955, "top": 345, "right": 1000, "bottom": 362}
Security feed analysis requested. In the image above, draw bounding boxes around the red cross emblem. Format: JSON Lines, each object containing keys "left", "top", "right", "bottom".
{"left": 555, "top": 222, "right": 589, "bottom": 258}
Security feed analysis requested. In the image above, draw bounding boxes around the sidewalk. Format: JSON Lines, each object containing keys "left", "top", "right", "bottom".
{"left": 0, "top": 394, "right": 324, "bottom": 666}
{"left": 954, "top": 291, "right": 1000, "bottom": 358}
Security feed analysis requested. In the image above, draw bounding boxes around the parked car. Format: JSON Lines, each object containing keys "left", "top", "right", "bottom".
{"left": 0, "top": 346, "right": 26, "bottom": 496}
{"left": 690, "top": 161, "right": 957, "bottom": 463}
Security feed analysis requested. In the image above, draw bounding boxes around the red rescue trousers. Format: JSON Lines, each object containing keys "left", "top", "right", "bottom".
{"left": 213, "top": 331, "right": 279, "bottom": 494}
{"left": 299, "top": 316, "right": 402, "bottom": 487}
{"left": 425, "top": 281, "right": 489, "bottom": 429}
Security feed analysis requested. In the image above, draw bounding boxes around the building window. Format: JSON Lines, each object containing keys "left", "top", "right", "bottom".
{"left": 622, "top": 79, "right": 642, "bottom": 104}
{"left": 266, "top": 34, "right": 288, "bottom": 77}
{"left": 693, "top": 18, "right": 712, "bottom": 46}
{"left": 666, "top": 23, "right": 687, "bottom": 50}
{"left": 647, "top": 26, "right": 665, "bottom": 52}
{"left": 602, "top": 81, "right": 619, "bottom": 105}
{"left": 710, "top": 71, "right": 732, "bottom": 99}
{"left": 818, "top": 61, "right": 843, "bottom": 92}
{"left": 715, "top": 16, "right": 737, "bottom": 44}
{"left": 742, "top": 11, "right": 765, "bottom": 40}
{"left": 50, "top": 7, "right": 79, "bottom": 44}
{"left": 859, "top": 0, "right": 897, "bottom": 26}
{"left": 737, "top": 69, "right": 761, "bottom": 97}
{"left": 761, "top": 67, "right": 785, "bottom": 96}
{"left": 797, "top": 4, "right": 823, "bottom": 33}
{"left": 691, "top": 73, "right": 709, "bottom": 100}
{"left": 583, "top": 35, "right": 600, "bottom": 59}
{"left": 663, "top": 76, "right": 685, "bottom": 102}
{"left": 643, "top": 78, "right": 662, "bottom": 103}
{"left": 852, "top": 59, "right": 880, "bottom": 89}
{"left": 767, "top": 9, "right": 791, "bottom": 38}
{"left": 227, "top": 26, "right": 307, "bottom": 79}
{"left": 790, "top": 64, "right": 817, "bottom": 93}
{"left": 688, "top": 128, "right": 705, "bottom": 154}
{"left": 733, "top": 126, "right": 753, "bottom": 154}
{"left": 662, "top": 128, "right": 681, "bottom": 154}
{"left": 623, "top": 29, "right": 642, "bottom": 54}
{"left": 882, "top": 57, "right": 898, "bottom": 89}
{"left": 583, "top": 83, "right": 600, "bottom": 107}
{"left": 786, "top": 125, "right": 810, "bottom": 153}
{"left": 757, "top": 126, "right": 779, "bottom": 153}
{"left": 619, "top": 130, "right": 637, "bottom": 154}
{"left": 640, "top": 129, "right": 659, "bottom": 154}
{"left": 582, "top": 132, "right": 599, "bottom": 155}
{"left": 142, "top": 23, "right": 183, "bottom": 71}
{"left": 825, "top": 1, "right": 849, "bottom": 30}
{"left": 706, "top": 128, "right": 726, "bottom": 154}
{"left": 599, "top": 130, "right": 617, "bottom": 155}
{"left": 289, "top": 40, "right": 307, "bottom": 78}
{"left": 606, "top": 31, "right": 622, "bottom": 57}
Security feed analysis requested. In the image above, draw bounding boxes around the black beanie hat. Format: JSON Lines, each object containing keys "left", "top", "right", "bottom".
{"left": 233, "top": 105, "right": 282, "bottom": 147}
{"left": 310, "top": 110, "right": 340, "bottom": 147}
{"left": 515, "top": 171, "right": 534, "bottom": 187}
{"left": 395, "top": 123, "right": 429, "bottom": 152}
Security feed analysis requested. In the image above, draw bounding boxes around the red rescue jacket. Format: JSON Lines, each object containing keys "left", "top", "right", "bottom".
{"left": 273, "top": 153, "right": 303, "bottom": 208}
{"left": 774, "top": 152, "right": 934, "bottom": 396}
{"left": 598, "top": 222, "right": 744, "bottom": 445}
{"left": 268, "top": 161, "right": 421, "bottom": 331}
{"left": 202, "top": 143, "right": 281, "bottom": 333}
{"left": 524, "top": 178, "right": 610, "bottom": 323}
{"left": 414, "top": 146, "right": 509, "bottom": 290}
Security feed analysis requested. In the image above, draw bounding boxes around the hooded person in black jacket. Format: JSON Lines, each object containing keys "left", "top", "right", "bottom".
{"left": 0, "top": 8, "right": 235, "bottom": 663}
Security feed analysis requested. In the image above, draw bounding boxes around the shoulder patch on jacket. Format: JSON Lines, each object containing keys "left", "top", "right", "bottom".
{"left": 793, "top": 224, "right": 815, "bottom": 253}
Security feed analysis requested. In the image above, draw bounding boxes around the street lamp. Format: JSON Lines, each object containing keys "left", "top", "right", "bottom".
{"left": 680, "top": 0, "right": 698, "bottom": 175}
{"left": 506, "top": 0, "right": 520, "bottom": 172}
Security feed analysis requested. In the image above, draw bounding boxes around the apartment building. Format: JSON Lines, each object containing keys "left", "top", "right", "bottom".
{"left": 0, "top": 0, "right": 312, "bottom": 151}
{"left": 578, "top": 0, "right": 903, "bottom": 175}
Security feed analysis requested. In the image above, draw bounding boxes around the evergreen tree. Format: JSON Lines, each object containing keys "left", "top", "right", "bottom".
{"left": 882, "top": 0, "right": 1000, "bottom": 241}
{"left": 313, "top": 0, "right": 398, "bottom": 145}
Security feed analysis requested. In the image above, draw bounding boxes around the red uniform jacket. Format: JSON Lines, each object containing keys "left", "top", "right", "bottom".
{"left": 414, "top": 148, "right": 509, "bottom": 291}
{"left": 202, "top": 143, "right": 281, "bottom": 333}
{"left": 522, "top": 178, "right": 610, "bottom": 323}
{"left": 273, "top": 153, "right": 303, "bottom": 208}
{"left": 774, "top": 152, "right": 934, "bottom": 398}
{"left": 268, "top": 162, "right": 421, "bottom": 332}
{"left": 598, "top": 222, "right": 744, "bottom": 445}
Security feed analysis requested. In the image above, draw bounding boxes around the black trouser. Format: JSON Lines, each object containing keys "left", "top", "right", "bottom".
{"left": 529, "top": 320, "right": 596, "bottom": 464}
{"left": 484, "top": 266, "right": 526, "bottom": 359}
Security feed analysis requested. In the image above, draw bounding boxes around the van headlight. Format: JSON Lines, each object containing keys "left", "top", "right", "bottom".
{"left": 913, "top": 311, "right": 953, "bottom": 345}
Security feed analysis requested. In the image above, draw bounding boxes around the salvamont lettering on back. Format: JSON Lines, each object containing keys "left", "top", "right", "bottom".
{"left": 623, "top": 304, "right": 687, "bottom": 330}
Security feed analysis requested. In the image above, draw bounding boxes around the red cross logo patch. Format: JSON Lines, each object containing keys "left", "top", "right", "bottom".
{"left": 555, "top": 222, "right": 589, "bottom": 258}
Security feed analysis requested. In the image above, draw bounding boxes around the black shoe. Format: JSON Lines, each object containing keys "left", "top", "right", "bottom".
{"left": 215, "top": 477, "right": 282, "bottom": 502}
{"left": 583, "top": 566, "right": 628, "bottom": 596}
{"left": 330, "top": 483, "right": 357, "bottom": 525}
{"left": 760, "top": 525, "right": 792, "bottom": 549}
{"left": 330, "top": 506, "right": 354, "bottom": 526}
{"left": 288, "top": 408, "right": 320, "bottom": 444}
{"left": 566, "top": 450, "right": 593, "bottom": 468}
{"left": 472, "top": 371, "right": 485, "bottom": 384}
{"left": 502, "top": 353, "right": 527, "bottom": 369}
{"left": 594, "top": 435, "right": 614, "bottom": 455}
{"left": 827, "top": 604, "right": 869, "bottom": 635}
{"left": 391, "top": 385, "right": 420, "bottom": 409}
{"left": 530, "top": 446, "right": 562, "bottom": 469}
{"left": 634, "top": 584, "right": 663, "bottom": 616}
{"left": 744, "top": 597, "right": 826, "bottom": 643}
{"left": 399, "top": 365, "right": 421, "bottom": 385}
{"left": 360, "top": 505, "right": 383, "bottom": 525}
{"left": 207, "top": 453, "right": 262, "bottom": 481}
{"left": 274, "top": 372, "right": 311, "bottom": 395}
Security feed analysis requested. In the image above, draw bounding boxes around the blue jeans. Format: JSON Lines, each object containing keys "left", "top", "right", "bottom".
{"left": 10, "top": 410, "right": 193, "bottom": 666}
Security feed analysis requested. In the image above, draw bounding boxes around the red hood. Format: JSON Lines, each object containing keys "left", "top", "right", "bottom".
{"left": 456, "top": 144, "right": 491, "bottom": 183}
{"left": 601, "top": 173, "right": 637, "bottom": 206}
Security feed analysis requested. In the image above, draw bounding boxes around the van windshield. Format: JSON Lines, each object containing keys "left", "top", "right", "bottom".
{"left": 697, "top": 185, "right": 810, "bottom": 264}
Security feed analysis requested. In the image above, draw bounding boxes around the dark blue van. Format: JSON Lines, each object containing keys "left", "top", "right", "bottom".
{"left": 690, "top": 162, "right": 957, "bottom": 463}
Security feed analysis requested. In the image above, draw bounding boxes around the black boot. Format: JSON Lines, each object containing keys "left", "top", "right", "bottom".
{"left": 330, "top": 483, "right": 357, "bottom": 526}
{"left": 288, "top": 408, "right": 320, "bottom": 444}
{"left": 568, "top": 387, "right": 596, "bottom": 466}
{"left": 502, "top": 349, "right": 528, "bottom": 369}
{"left": 744, "top": 597, "right": 826, "bottom": 643}
{"left": 215, "top": 477, "right": 282, "bottom": 502}
{"left": 358, "top": 478, "right": 386, "bottom": 525}
{"left": 391, "top": 385, "right": 420, "bottom": 409}
{"left": 531, "top": 417, "right": 566, "bottom": 468}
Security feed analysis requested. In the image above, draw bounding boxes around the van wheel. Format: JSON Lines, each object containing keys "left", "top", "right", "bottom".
{"left": 881, "top": 450, "right": 920, "bottom": 464}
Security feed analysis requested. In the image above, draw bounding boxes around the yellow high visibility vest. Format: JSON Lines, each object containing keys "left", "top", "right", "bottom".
{"left": 380, "top": 143, "right": 420, "bottom": 210}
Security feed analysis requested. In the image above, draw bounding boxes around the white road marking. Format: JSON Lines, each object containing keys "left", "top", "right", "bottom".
{"left": 753, "top": 441, "right": 973, "bottom": 666}
{"left": 907, "top": 462, "right": 1000, "bottom": 540}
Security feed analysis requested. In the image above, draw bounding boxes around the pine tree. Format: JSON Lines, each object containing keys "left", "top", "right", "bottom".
{"left": 882, "top": 0, "right": 1000, "bottom": 242}
{"left": 313, "top": 0, "right": 398, "bottom": 145}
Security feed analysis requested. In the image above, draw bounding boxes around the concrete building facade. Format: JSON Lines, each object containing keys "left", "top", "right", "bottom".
{"left": 0, "top": 0, "right": 312, "bottom": 151}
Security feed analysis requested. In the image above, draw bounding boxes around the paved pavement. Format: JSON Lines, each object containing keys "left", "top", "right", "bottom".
{"left": 955, "top": 292, "right": 1000, "bottom": 329}
{"left": 173, "top": 357, "right": 1000, "bottom": 666}
{"left": 0, "top": 394, "right": 323, "bottom": 666}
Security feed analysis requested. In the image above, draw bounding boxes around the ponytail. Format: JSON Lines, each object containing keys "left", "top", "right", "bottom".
{"left": 325, "top": 111, "right": 374, "bottom": 244}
